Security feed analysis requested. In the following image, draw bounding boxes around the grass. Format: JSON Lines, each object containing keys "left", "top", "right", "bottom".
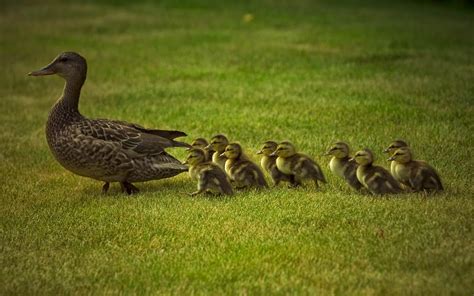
{"left": 1, "top": 0, "right": 473, "bottom": 294}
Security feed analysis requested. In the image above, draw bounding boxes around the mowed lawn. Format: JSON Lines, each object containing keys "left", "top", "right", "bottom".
{"left": 1, "top": 0, "right": 473, "bottom": 294}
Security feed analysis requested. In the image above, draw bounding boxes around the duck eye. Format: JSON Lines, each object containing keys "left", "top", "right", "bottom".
{"left": 59, "top": 57, "right": 68, "bottom": 62}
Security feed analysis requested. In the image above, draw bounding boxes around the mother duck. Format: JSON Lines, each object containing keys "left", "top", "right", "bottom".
{"left": 29, "top": 52, "right": 190, "bottom": 194}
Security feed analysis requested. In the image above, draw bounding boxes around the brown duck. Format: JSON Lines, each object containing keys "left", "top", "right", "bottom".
{"left": 28, "top": 52, "right": 190, "bottom": 194}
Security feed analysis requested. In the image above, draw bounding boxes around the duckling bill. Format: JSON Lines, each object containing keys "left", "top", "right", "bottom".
{"left": 184, "top": 148, "right": 233, "bottom": 196}
{"left": 223, "top": 143, "right": 268, "bottom": 189}
{"left": 353, "top": 149, "right": 402, "bottom": 195}
{"left": 271, "top": 141, "right": 326, "bottom": 188}
{"left": 387, "top": 147, "right": 443, "bottom": 192}
{"left": 326, "top": 142, "right": 362, "bottom": 190}
{"left": 257, "top": 141, "right": 295, "bottom": 186}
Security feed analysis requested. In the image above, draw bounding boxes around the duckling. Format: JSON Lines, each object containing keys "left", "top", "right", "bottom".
{"left": 387, "top": 147, "right": 443, "bottom": 192}
{"left": 325, "top": 142, "right": 362, "bottom": 190}
{"left": 352, "top": 149, "right": 402, "bottom": 195}
{"left": 206, "top": 134, "right": 229, "bottom": 170}
{"left": 190, "top": 137, "right": 214, "bottom": 161}
{"left": 383, "top": 140, "right": 409, "bottom": 177}
{"left": 271, "top": 141, "right": 326, "bottom": 188}
{"left": 223, "top": 143, "right": 268, "bottom": 189}
{"left": 257, "top": 141, "right": 295, "bottom": 186}
{"left": 184, "top": 148, "right": 233, "bottom": 196}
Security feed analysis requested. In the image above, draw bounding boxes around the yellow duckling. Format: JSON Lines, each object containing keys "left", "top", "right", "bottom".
{"left": 271, "top": 141, "right": 326, "bottom": 188}
{"left": 206, "top": 134, "right": 229, "bottom": 170}
{"left": 383, "top": 139, "right": 409, "bottom": 176}
{"left": 387, "top": 147, "right": 443, "bottom": 192}
{"left": 223, "top": 143, "right": 268, "bottom": 189}
{"left": 190, "top": 137, "right": 214, "bottom": 161}
{"left": 352, "top": 149, "right": 402, "bottom": 195}
{"left": 257, "top": 141, "right": 295, "bottom": 186}
{"left": 325, "top": 142, "right": 362, "bottom": 190}
{"left": 184, "top": 148, "right": 233, "bottom": 196}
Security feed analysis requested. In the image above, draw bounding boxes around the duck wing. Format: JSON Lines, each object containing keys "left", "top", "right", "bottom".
{"left": 106, "top": 120, "right": 187, "bottom": 139}
{"left": 75, "top": 119, "right": 190, "bottom": 156}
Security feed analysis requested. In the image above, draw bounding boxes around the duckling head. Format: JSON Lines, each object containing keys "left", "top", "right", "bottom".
{"left": 383, "top": 139, "right": 408, "bottom": 154}
{"left": 387, "top": 147, "right": 412, "bottom": 163}
{"left": 271, "top": 141, "right": 296, "bottom": 158}
{"left": 184, "top": 148, "right": 207, "bottom": 165}
{"left": 353, "top": 149, "right": 374, "bottom": 166}
{"left": 325, "top": 142, "right": 350, "bottom": 158}
{"left": 257, "top": 141, "right": 278, "bottom": 156}
{"left": 222, "top": 143, "right": 243, "bottom": 160}
{"left": 190, "top": 138, "right": 209, "bottom": 149}
{"left": 28, "top": 52, "right": 87, "bottom": 81}
{"left": 207, "top": 134, "right": 229, "bottom": 153}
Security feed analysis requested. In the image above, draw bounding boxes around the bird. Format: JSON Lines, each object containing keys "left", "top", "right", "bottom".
{"left": 270, "top": 141, "right": 326, "bottom": 188}
{"left": 352, "top": 148, "right": 402, "bottom": 195}
{"left": 206, "top": 134, "right": 229, "bottom": 170}
{"left": 190, "top": 137, "right": 214, "bottom": 161}
{"left": 383, "top": 139, "right": 409, "bottom": 177}
{"left": 223, "top": 143, "right": 268, "bottom": 189}
{"left": 184, "top": 148, "right": 233, "bottom": 196}
{"left": 325, "top": 142, "right": 362, "bottom": 190}
{"left": 257, "top": 141, "right": 295, "bottom": 186}
{"left": 28, "top": 52, "right": 190, "bottom": 194}
{"left": 387, "top": 147, "right": 443, "bottom": 192}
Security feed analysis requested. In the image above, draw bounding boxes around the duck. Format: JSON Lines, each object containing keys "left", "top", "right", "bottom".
{"left": 325, "top": 142, "right": 362, "bottom": 190}
{"left": 190, "top": 137, "right": 214, "bottom": 161}
{"left": 206, "top": 134, "right": 229, "bottom": 170}
{"left": 352, "top": 149, "right": 402, "bottom": 195}
{"left": 387, "top": 147, "right": 443, "bottom": 192}
{"left": 270, "top": 141, "right": 326, "bottom": 188}
{"left": 257, "top": 141, "right": 295, "bottom": 186}
{"left": 28, "top": 52, "right": 190, "bottom": 194}
{"left": 383, "top": 139, "right": 409, "bottom": 177}
{"left": 223, "top": 143, "right": 268, "bottom": 189}
{"left": 184, "top": 148, "right": 233, "bottom": 196}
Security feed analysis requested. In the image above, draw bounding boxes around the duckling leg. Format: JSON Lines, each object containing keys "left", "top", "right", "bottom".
{"left": 120, "top": 182, "right": 140, "bottom": 195}
{"left": 102, "top": 182, "right": 110, "bottom": 194}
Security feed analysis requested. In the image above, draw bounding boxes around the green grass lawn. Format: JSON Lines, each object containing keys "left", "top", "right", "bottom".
{"left": 1, "top": 0, "right": 473, "bottom": 294}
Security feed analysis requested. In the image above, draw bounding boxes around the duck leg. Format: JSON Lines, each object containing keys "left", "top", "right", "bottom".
{"left": 120, "top": 182, "right": 140, "bottom": 195}
{"left": 102, "top": 182, "right": 110, "bottom": 194}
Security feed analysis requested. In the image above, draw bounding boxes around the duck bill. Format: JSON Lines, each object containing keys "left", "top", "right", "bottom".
{"left": 183, "top": 160, "right": 189, "bottom": 165}
{"left": 28, "top": 64, "right": 55, "bottom": 76}
{"left": 269, "top": 152, "right": 277, "bottom": 157}
{"left": 382, "top": 148, "right": 390, "bottom": 153}
{"left": 387, "top": 157, "right": 395, "bottom": 161}
{"left": 256, "top": 150, "right": 263, "bottom": 155}
{"left": 219, "top": 152, "right": 226, "bottom": 157}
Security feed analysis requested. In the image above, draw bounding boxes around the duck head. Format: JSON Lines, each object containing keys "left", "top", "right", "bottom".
{"left": 325, "top": 142, "right": 350, "bottom": 158}
{"left": 222, "top": 143, "right": 242, "bottom": 159}
{"left": 257, "top": 141, "right": 278, "bottom": 156}
{"left": 184, "top": 148, "right": 206, "bottom": 165}
{"left": 28, "top": 52, "right": 87, "bottom": 80}
{"left": 206, "top": 134, "right": 229, "bottom": 153}
{"left": 387, "top": 147, "right": 412, "bottom": 163}
{"left": 352, "top": 149, "right": 374, "bottom": 166}
{"left": 383, "top": 139, "right": 408, "bottom": 155}
{"left": 270, "top": 141, "right": 296, "bottom": 158}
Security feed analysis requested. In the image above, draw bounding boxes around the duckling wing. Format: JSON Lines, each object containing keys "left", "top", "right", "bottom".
{"left": 369, "top": 167, "right": 402, "bottom": 194}
{"left": 199, "top": 166, "right": 233, "bottom": 195}
{"left": 75, "top": 119, "right": 190, "bottom": 156}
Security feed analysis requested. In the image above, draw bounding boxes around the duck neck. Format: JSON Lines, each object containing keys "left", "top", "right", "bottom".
{"left": 57, "top": 73, "right": 85, "bottom": 112}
